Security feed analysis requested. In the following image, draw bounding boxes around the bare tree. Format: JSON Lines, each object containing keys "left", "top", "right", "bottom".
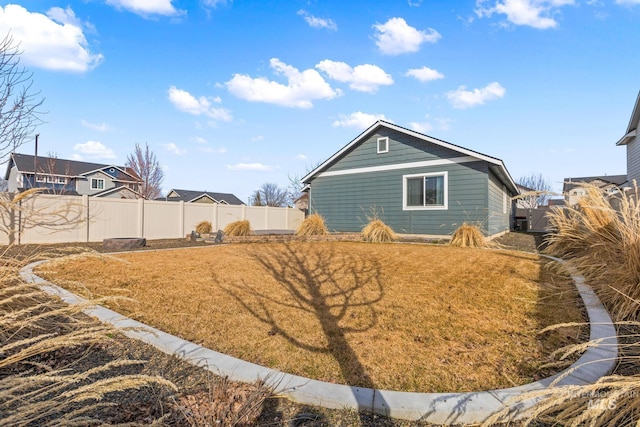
{"left": 125, "top": 142, "right": 164, "bottom": 199}
{"left": 251, "top": 182, "right": 289, "bottom": 207}
{"left": 517, "top": 173, "right": 552, "bottom": 209}
{"left": 0, "top": 33, "right": 45, "bottom": 164}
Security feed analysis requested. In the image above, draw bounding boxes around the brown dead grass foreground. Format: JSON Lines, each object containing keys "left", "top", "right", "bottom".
{"left": 36, "top": 241, "right": 586, "bottom": 393}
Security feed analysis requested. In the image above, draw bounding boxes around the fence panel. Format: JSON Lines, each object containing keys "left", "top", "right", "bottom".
{"left": 3, "top": 194, "right": 306, "bottom": 244}
{"left": 88, "top": 198, "right": 140, "bottom": 241}
{"left": 19, "top": 195, "right": 87, "bottom": 244}
{"left": 143, "top": 200, "right": 183, "bottom": 239}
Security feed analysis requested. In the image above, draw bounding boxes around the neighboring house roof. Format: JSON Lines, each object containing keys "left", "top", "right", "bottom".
{"left": 302, "top": 120, "right": 519, "bottom": 195}
{"left": 93, "top": 186, "right": 142, "bottom": 198}
{"left": 616, "top": 91, "right": 640, "bottom": 146}
{"left": 4, "top": 153, "right": 140, "bottom": 182}
{"left": 161, "top": 189, "right": 245, "bottom": 205}
{"left": 563, "top": 174, "right": 628, "bottom": 193}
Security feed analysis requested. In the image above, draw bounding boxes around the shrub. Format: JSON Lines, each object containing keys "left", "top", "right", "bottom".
{"left": 195, "top": 220, "right": 213, "bottom": 235}
{"left": 295, "top": 214, "right": 328, "bottom": 236}
{"left": 449, "top": 223, "right": 487, "bottom": 248}
{"left": 224, "top": 220, "right": 252, "bottom": 237}
{"left": 361, "top": 219, "right": 397, "bottom": 242}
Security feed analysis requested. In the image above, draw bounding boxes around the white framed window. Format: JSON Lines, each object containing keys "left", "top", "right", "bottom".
{"left": 35, "top": 174, "right": 46, "bottom": 183}
{"left": 377, "top": 137, "right": 389, "bottom": 154}
{"left": 91, "top": 178, "right": 105, "bottom": 190}
{"left": 403, "top": 172, "right": 448, "bottom": 210}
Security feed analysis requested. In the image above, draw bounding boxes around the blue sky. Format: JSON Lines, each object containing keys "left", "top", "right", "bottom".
{"left": 1, "top": 0, "right": 639, "bottom": 201}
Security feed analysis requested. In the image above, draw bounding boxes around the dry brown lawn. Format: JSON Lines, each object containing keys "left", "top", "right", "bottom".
{"left": 36, "top": 241, "right": 586, "bottom": 393}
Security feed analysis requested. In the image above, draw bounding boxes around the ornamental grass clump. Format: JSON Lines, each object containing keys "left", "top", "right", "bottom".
{"left": 295, "top": 213, "right": 328, "bottom": 237}
{"left": 195, "top": 220, "right": 213, "bottom": 235}
{"left": 361, "top": 218, "right": 397, "bottom": 242}
{"left": 224, "top": 220, "right": 252, "bottom": 237}
{"left": 545, "top": 183, "right": 640, "bottom": 321}
{"left": 450, "top": 223, "right": 488, "bottom": 248}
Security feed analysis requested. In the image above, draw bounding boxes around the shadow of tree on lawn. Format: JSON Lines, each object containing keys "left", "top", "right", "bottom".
{"left": 223, "top": 241, "right": 385, "bottom": 391}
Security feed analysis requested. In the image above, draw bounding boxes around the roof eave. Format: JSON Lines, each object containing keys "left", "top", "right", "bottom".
{"left": 616, "top": 129, "right": 637, "bottom": 146}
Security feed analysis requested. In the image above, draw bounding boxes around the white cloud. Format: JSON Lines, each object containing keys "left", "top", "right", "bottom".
{"left": 105, "top": 0, "right": 182, "bottom": 17}
{"left": 406, "top": 66, "right": 445, "bottom": 82}
{"left": 81, "top": 119, "right": 111, "bottom": 132}
{"left": 192, "top": 136, "right": 207, "bottom": 144}
{"left": 297, "top": 10, "right": 337, "bottom": 30}
{"left": 163, "top": 143, "right": 186, "bottom": 155}
{"left": 408, "top": 0, "right": 424, "bottom": 6}
{"left": 0, "top": 5, "right": 103, "bottom": 72}
{"left": 227, "top": 163, "right": 275, "bottom": 171}
{"left": 73, "top": 141, "right": 116, "bottom": 160}
{"left": 226, "top": 58, "right": 341, "bottom": 108}
{"left": 251, "top": 135, "right": 264, "bottom": 142}
{"left": 332, "top": 112, "right": 392, "bottom": 130}
{"left": 202, "top": 0, "right": 231, "bottom": 7}
{"left": 409, "top": 121, "right": 433, "bottom": 134}
{"left": 475, "top": 0, "right": 575, "bottom": 29}
{"left": 316, "top": 60, "right": 393, "bottom": 93}
{"left": 168, "top": 86, "right": 233, "bottom": 121}
{"left": 199, "top": 146, "right": 227, "bottom": 154}
{"left": 446, "top": 82, "right": 506, "bottom": 109}
{"left": 373, "top": 17, "right": 441, "bottom": 55}
{"left": 296, "top": 154, "right": 307, "bottom": 160}
{"left": 616, "top": 0, "right": 640, "bottom": 4}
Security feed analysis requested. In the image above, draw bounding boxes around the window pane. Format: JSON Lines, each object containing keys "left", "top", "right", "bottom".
{"left": 425, "top": 175, "right": 444, "bottom": 206}
{"left": 406, "top": 178, "right": 423, "bottom": 206}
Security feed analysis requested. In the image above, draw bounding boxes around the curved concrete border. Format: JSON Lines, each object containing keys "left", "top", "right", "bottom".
{"left": 20, "top": 253, "right": 618, "bottom": 425}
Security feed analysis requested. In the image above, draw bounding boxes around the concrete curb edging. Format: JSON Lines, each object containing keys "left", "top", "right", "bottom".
{"left": 20, "top": 254, "right": 618, "bottom": 425}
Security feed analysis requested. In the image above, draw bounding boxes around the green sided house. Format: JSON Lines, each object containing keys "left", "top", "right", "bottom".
{"left": 302, "top": 121, "right": 519, "bottom": 238}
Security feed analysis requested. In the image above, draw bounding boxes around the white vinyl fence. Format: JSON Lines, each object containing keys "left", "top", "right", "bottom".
{"left": 0, "top": 193, "right": 305, "bottom": 245}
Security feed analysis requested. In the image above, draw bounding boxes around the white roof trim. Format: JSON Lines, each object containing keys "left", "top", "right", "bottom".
{"left": 317, "top": 156, "right": 477, "bottom": 178}
{"left": 93, "top": 185, "right": 142, "bottom": 198}
{"left": 187, "top": 194, "right": 218, "bottom": 203}
{"left": 303, "top": 120, "right": 518, "bottom": 193}
{"left": 80, "top": 165, "right": 139, "bottom": 182}
{"left": 616, "top": 129, "right": 637, "bottom": 146}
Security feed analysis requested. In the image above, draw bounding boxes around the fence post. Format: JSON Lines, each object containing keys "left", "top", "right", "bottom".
{"left": 213, "top": 203, "right": 219, "bottom": 231}
{"left": 264, "top": 205, "right": 269, "bottom": 230}
{"left": 138, "top": 198, "right": 144, "bottom": 238}
{"left": 179, "top": 201, "right": 185, "bottom": 238}
{"left": 82, "top": 195, "right": 89, "bottom": 242}
{"left": 242, "top": 204, "right": 246, "bottom": 221}
{"left": 285, "top": 207, "right": 289, "bottom": 230}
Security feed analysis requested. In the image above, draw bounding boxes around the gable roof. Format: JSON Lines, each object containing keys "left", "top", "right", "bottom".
{"left": 5, "top": 153, "right": 140, "bottom": 182}
{"left": 616, "top": 91, "right": 640, "bottom": 146}
{"left": 302, "top": 120, "right": 519, "bottom": 194}
{"left": 161, "top": 189, "right": 245, "bottom": 205}
{"left": 563, "top": 174, "right": 628, "bottom": 193}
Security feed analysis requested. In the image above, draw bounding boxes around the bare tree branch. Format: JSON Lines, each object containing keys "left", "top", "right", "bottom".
{"left": 0, "top": 33, "right": 45, "bottom": 164}
{"left": 125, "top": 143, "right": 164, "bottom": 199}
{"left": 251, "top": 182, "right": 289, "bottom": 207}
{"left": 516, "top": 173, "right": 552, "bottom": 209}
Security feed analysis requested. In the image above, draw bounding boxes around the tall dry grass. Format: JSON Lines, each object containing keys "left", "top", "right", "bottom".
{"left": 486, "top": 183, "right": 640, "bottom": 426}
{"left": 223, "top": 220, "right": 252, "bottom": 237}
{"left": 195, "top": 220, "right": 212, "bottom": 235}
{"left": 0, "top": 251, "right": 177, "bottom": 426}
{"left": 361, "top": 218, "right": 397, "bottom": 242}
{"left": 450, "top": 223, "right": 488, "bottom": 248}
{"left": 545, "top": 183, "right": 640, "bottom": 321}
{"left": 295, "top": 213, "right": 328, "bottom": 237}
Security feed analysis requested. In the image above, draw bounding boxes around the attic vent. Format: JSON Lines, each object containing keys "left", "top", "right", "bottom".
{"left": 377, "top": 137, "right": 389, "bottom": 154}
{"left": 109, "top": 168, "right": 115, "bottom": 173}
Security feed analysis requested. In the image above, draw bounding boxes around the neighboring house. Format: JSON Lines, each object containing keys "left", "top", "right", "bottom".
{"left": 4, "top": 153, "right": 142, "bottom": 198}
{"left": 616, "top": 91, "right": 640, "bottom": 183}
{"left": 294, "top": 192, "right": 309, "bottom": 213}
{"left": 563, "top": 175, "right": 628, "bottom": 206}
{"left": 160, "top": 189, "right": 245, "bottom": 205}
{"left": 302, "top": 121, "right": 519, "bottom": 237}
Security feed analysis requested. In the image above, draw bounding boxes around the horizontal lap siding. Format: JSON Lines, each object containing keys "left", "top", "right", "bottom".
{"left": 310, "top": 161, "right": 489, "bottom": 235}
{"left": 487, "top": 171, "right": 511, "bottom": 235}
{"left": 628, "top": 137, "right": 640, "bottom": 183}
{"left": 326, "top": 129, "right": 464, "bottom": 172}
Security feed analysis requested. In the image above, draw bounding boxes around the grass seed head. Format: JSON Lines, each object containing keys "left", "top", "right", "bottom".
{"left": 223, "top": 220, "right": 252, "bottom": 237}
{"left": 195, "top": 220, "right": 213, "bottom": 235}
